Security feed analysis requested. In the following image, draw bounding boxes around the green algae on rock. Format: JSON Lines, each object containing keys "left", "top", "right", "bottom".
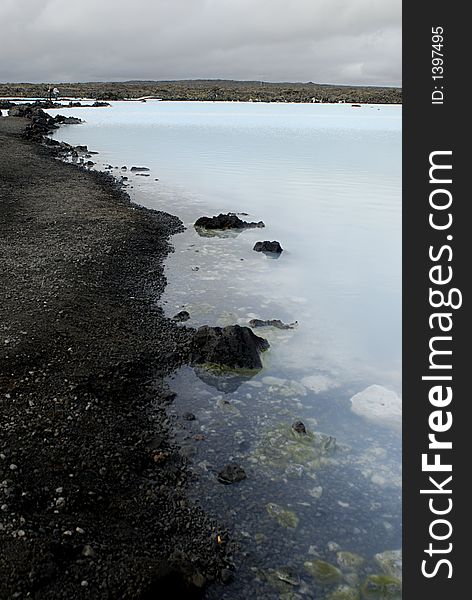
{"left": 253, "top": 423, "right": 338, "bottom": 476}
{"left": 361, "top": 575, "right": 402, "bottom": 599}
{"left": 262, "top": 568, "right": 302, "bottom": 597}
{"left": 266, "top": 502, "right": 299, "bottom": 529}
{"left": 273, "top": 566, "right": 301, "bottom": 586}
{"left": 374, "top": 550, "right": 402, "bottom": 580}
{"left": 327, "top": 585, "right": 361, "bottom": 600}
{"left": 304, "top": 559, "right": 343, "bottom": 584}
{"left": 279, "top": 592, "right": 304, "bottom": 600}
{"left": 336, "top": 551, "right": 365, "bottom": 572}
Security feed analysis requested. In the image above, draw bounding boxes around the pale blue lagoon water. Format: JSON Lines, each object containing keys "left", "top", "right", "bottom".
{"left": 48, "top": 101, "right": 402, "bottom": 599}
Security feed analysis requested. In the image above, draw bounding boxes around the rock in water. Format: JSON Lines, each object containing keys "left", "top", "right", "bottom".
{"left": 291, "top": 420, "right": 307, "bottom": 435}
{"left": 253, "top": 240, "right": 283, "bottom": 254}
{"left": 266, "top": 503, "right": 299, "bottom": 529}
{"left": 190, "top": 325, "right": 269, "bottom": 370}
{"left": 326, "top": 585, "right": 360, "bottom": 600}
{"left": 130, "top": 166, "right": 150, "bottom": 172}
{"left": 304, "top": 560, "right": 343, "bottom": 584}
{"left": 350, "top": 385, "right": 402, "bottom": 429}
{"left": 54, "top": 115, "right": 83, "bottom": 125}
{"left": 217, "top": 463, "right": 246, "bottom": 484}
{"left": 336, "top": 551, "right": 364, "bottom": 571}
{"left": 374, "top": 549, "right": 402, "bottom": 580}
{"left": 361, "top": 575, "right": 402, "bottom": 599}
{"left": 194, "top": 213, "right": 265, "bottom": 230}
{"left": 249, "top": 318, "right": 297, "bottom": 330}
{"left": 172, "top": 310, "right": 190, "bottom": 322}
{"left": 274, "top": 567, "right": 300, "bottom": 586}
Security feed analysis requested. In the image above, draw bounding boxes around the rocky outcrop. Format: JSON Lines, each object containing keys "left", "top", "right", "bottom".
{"left": 19, "top": 108, "right": 59, "bottom": 140}
{"left": 54, "top": 115, "right": 83, "bottom": 125}
{"left": 195, "top": 213, "right": 265, "bottom": 230}
{"left": 249, "top": 318, "right": 297, "bottom": 330}
{"left": 253, "top": 240, "right": 283, "bottom": 254}
{"left": 190, "top": 324, "right": 269, "bottom": 370}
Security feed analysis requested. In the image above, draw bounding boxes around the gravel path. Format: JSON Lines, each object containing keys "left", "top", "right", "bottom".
{"left": 0, "top": 116, "right": 228, "bottom": 599}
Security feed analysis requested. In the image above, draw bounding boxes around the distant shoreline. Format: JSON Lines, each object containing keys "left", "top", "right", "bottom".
{"left": 0, "top": 79, "right": 402, "bottom": 105}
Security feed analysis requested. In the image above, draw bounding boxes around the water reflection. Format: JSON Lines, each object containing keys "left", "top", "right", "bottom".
{"left": 46, "top": 101, "right": 402, "bottom": 598}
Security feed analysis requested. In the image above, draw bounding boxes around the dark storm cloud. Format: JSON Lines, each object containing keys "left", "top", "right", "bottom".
{"left": 0, "top": 0, "right": 401, "bottom": 85}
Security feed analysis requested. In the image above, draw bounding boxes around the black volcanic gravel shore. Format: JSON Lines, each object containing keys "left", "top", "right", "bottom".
{"left": 0, "top": 117, "right": 230, "bottom": 599}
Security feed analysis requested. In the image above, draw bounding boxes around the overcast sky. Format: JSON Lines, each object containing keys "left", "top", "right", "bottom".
{"left": 0, "top": 0, "right": 401, "bottom": 86}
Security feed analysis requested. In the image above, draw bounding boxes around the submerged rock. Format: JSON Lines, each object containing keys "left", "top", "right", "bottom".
{"left": 304, "top": 560, "right": 343, "bottom": 584}
{"left": 249, "top": 318, "right": 297, "bottom": 330}
{"left": 190, "top": 324, "right": 269, "bottom": 370}
{"left": 194, "top": 213, "right": 265, "bottom": 230}
{"left": 172, "top": 310, "right": 190, "bottom": 322}
{"left": 350, "top": 385, "right": 402, "bottom": 429}
{"left": 217, "top": 463, "right": 246, "bottom": 484}
{"left": 361, "top": 575, "right": 402, "bottom": 599}
{"left": 291, "top": 420, "right": 307, "bottom": 435}
{"left": 253, "top": 240, "right": 283, "bottom": 254}
{"left": 266, "top": 503, "right": 299, "bottom": 529}
{"left": 374, "top": 550, "right": 402, "bottom": 580}
{"left": 194, "top": 365, "right": 254, "bottom": 393}
{"left": 336, "top": 551, "right": 364, "bottom": 571}
{"left": 326, "top": 585, "right": 360, "bottom": 600}
{"left": 301, "top": 374, "right": 338, "bottom": 394}
{"left": 274, "top": 567, "right": 300, "bottom": 586}
{"left": 253, "top": 423, "right": 337, "bottom": 475}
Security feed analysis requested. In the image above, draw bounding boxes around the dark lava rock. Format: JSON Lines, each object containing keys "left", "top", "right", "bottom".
{"left": 194, "top": 213, "right": 265, "bottom": 230}
{"left": 10, "top": 106, "right": 63, "bottom": 140}
{"left": 217, "top": 463, "right": 247, "bottom": 484}
{"left": 249, "top": 319, "right": 297, "bottom": 330}
{"left": 182, "top": 412, "right": 196, "bottom": 421}
{"left": 136, "top": 173, "right": 150, "bottom": 177}
{"left": 92, "top": 101, "right": 111, "bottom": 107}
{"left": 130, "top": 166, "right": 150, "bottom": 172}
{"left": 54, "top": 115, "right": 83, "bottom": 125}
{"left": 190, "top": 325, "right": 269, "bottom": 370}
{"left": 291, "top": 420, "right": 307, "bottom": 435}
{"left": 253, "top": 240, "right": 283, "bottom": 254}
{"left": 172, "top": 310, "right": 190, "bottom": 322}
